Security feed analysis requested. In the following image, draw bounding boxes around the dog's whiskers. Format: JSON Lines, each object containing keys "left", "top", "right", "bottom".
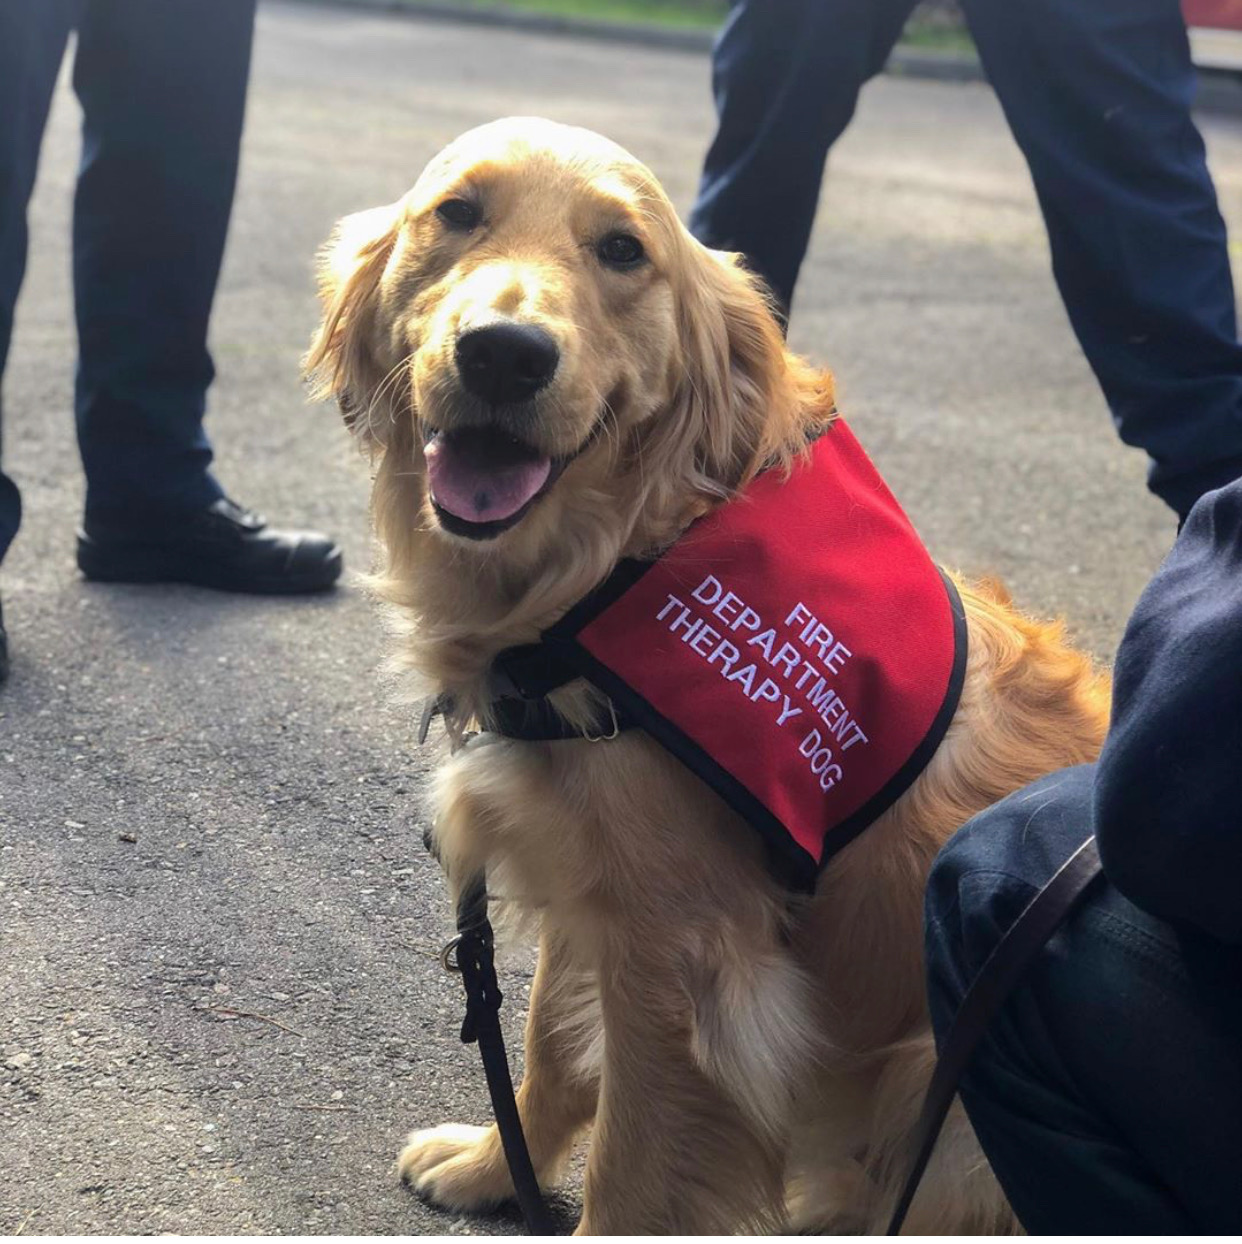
{"left": 364, "top": 354, "right": 414, "bottom": 436}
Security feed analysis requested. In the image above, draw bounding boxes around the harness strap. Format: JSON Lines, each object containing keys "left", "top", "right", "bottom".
{"left": 490, "top": 694, "right": 635, "bottom": 743}
{"left": 446, "top": 877, "right": 557, "bottom": 1236}
{"left": 887, "top": 833, "right": 1104, "bottom": 1234}
{"left": 481, "top": 640, "right": 636, "bottom": 742}
{"left": 491, "top": 641, "right": 580, "bottom": 701}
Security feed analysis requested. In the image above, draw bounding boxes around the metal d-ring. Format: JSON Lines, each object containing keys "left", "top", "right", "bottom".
{"left": 439, "top": 934, "right": 464, "bottom": 974}
{"left": 584, "top": 699, "right": 621, "bottom": 744}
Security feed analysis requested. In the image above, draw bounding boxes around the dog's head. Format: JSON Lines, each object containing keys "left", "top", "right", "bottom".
{"left": 307, "top": 118, "right": 833, "bottom": 567}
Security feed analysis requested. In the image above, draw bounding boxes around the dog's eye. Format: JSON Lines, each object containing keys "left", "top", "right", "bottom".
{"left": 597, "top": 232, "right": 646, "bottom": 269}
{"left": 436, "top": 198, "right": 480, "bottom": 231}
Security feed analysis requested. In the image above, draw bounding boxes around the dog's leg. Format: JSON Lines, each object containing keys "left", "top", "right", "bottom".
{"left": 399, "top": 931, "right": 599, "bottom": 1212}
{"left": 574, "top": 947, "right": 793, "bottom": 1235}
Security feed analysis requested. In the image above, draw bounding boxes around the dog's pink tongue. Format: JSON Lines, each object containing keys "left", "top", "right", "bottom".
{"left": 426, "top": 431, "right": 552, "bottom": 524}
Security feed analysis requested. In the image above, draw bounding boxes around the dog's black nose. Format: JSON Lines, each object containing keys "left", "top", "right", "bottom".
{"left": 455, "top": 322, "right": 559, "bottom": 406}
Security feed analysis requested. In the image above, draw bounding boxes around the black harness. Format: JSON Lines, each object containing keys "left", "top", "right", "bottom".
{"left": 489, "top": 637, "right": 634, "bottom": 742}
{"left": 418, "top": 567, "right": 650, "bottom": 747}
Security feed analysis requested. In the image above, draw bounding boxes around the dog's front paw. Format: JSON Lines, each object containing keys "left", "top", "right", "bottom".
{"left": 398, "top": 1123, "right": 515, "bottom": 1211}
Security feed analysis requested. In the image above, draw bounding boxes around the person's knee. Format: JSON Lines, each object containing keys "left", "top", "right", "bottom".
{"left": 924, "top": 765, "right": 1097, "bottom": 1040}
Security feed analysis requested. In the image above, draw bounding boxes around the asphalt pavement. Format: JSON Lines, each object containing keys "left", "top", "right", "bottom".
{"left": 2, "top": 1, "right": 1240, "bottom": 1233}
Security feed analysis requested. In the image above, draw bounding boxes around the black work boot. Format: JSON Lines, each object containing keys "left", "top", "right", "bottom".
{"left": 77, "top": 498, "right": 343, "bottom": 595}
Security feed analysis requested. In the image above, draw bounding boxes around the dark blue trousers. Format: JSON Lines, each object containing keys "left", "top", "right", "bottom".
{"left": 690, "top": 0, "right": 1242, "bottom": 518}
{"left": 0, "top": 0, "right": 257, "bottom": 565}
{"left": 925, "top": 766, "right": 1242, "bottom": 1232}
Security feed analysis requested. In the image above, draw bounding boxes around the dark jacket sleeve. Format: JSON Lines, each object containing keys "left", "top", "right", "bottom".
{"left": 1094, "top": 477, "right": 1242, "bottom": 944}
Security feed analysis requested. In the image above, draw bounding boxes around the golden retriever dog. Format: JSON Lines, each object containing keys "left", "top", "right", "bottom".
{"left": 306, "top": 118, "right": 1108, "bottom": 1234}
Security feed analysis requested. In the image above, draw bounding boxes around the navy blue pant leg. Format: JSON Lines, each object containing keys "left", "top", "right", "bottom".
{"left": 688, "top": 0, "right": 917, "bottom": 315}
{"left": 71, "top": 0, "right": 256, "bottom": 523}
{"left": 925, "top": 766, "right": 1242, "bottom": 1232}
{"left": 959, "top": 0, "right": 1242, "bottom": 517}
{"left": 0, "top": 1, "right": 76, "bottom": 565}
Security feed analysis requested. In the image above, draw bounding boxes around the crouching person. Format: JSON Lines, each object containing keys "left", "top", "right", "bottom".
{"left": 924, "top": 475, "right": 1242, "bottom": 1233}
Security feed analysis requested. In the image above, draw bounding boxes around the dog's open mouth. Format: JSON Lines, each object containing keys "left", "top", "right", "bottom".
{"left": 425, "top": 427, "right": 567, "bottom": 540}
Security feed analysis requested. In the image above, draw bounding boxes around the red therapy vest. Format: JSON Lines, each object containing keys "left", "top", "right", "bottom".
{"left": 519, "top": 419, "right": 967, "bottom": 891}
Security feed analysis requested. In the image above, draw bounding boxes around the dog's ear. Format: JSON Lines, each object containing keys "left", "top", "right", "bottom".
{"left": 304, "top": 203, "right": 403, "bottom": 443}
{"left": 665, "top": 243, "right": 834, "bottom": 498}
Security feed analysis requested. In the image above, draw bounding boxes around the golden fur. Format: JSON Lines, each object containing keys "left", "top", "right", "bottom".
{"left": 306, "top": 118, "right": 1109, "bottom": 1234}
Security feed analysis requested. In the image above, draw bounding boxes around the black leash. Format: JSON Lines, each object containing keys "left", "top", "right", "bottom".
{"left": 442, "top": 875, "right": 557, "bottom": 1236}
{"left": 886, "top": 833, "right": 1104, "bottom": 1234}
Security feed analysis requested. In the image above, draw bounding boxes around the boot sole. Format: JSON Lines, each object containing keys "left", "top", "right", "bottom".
{"left": 77, "top": 536, "right": 343, "bottom": 596}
